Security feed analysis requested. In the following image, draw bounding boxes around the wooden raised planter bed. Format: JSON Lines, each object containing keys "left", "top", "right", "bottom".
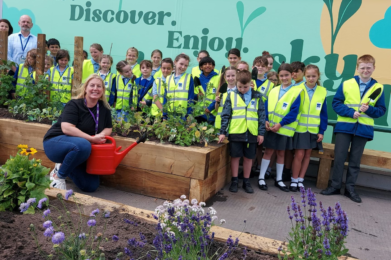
{"left": 0, "top": 118, "right": 230, "bottom": 202}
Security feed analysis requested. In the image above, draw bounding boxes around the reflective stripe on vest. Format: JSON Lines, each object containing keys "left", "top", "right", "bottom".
{"left": 228, "top": 92, "right": 259, "bottom": 136}
{"left": 268, "top": 86, "right": 303, "bottom": 137}
{"left": 49, "top": 67, "right": 74, "bottom": 103}
{"left": 166, "top": 73, "right": 190, "bottom": 113}
{"left": 295, "top": 85, "right": 327, "bottom": 134}
{"left": 98, "top": 72, "right": 115, "bottom": 101}
{"left": 255, "top": 79, "right": 274, "bottom": 102}
{"left": 16, "top": 64, "right": 36, "bottom": 96}
{"left": 214, "top": 92, "right": 229, "bottom": 129}
{"left": 337, "top": 79, "right": 383, "bottom": 127}
{"left": 115, "top": 76, "right": 136, "bottom": 110}
{"left": 194, "top": 75, "right": 220, "bottom": 116}
{"left": 150, "top": 78, "right": 167, "bottom": 116}
{"left": 82, "top": 60, "right": 95, "bottom": 83}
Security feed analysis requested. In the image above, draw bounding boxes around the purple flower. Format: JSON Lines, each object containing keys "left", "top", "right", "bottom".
{"left": 37, "top": 198, "right": 47, "bottom": 209}
{"left": 79, "top": 233, "right": 86, "bottom": 239}
{"left": 87, "top": 219, "right": 96, "bottom": 227}
{"left": 43, "top": 209, "right": 51, "bottom": 217}
{"left": 323, "top": 237, "right": 330, "bottom": 250}
{"left": 124, "top": 247, "right": 132, "bottom": 257}
{"left": 43, "top": 227, "right": 54, "bottom": 237}
{"left": 90, "top": 208, "right": 100, "bottom": 217}
{"left": 27, "top": 198, "right": 36, "bottom": 204}
{"left": 65, "top": 189, "right": 74, "bottom": 200}
{"left": 19, "top": 203, "right": 30, "bottom": 213}
{"left": 52, "top": 232, "right": 65, "bottom": 244}
{"left": 304, "top": 250, "right": 309, "bottom": 258}
{"left": 104, "top": 211, "right": 110, "bottom": 218}
{"left": 43, "top": 220, "right": 52, "bottom": 229}
{"left": 112, "top": 235, "right": 119, "bottom": 242}
{"left": 3, "top": 171, "right": 7, "bottom": 178}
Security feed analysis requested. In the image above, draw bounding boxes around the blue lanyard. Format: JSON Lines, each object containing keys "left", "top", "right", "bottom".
{"left": 19, "top": 34, "right": 31, "bottom": 52}
{"left": 84, "top": 99, "right": 99, "bottom": 134}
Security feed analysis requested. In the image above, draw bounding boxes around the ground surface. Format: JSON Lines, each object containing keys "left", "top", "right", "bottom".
{"left": 67, "top": 163, "right": 391, "bottom": 260}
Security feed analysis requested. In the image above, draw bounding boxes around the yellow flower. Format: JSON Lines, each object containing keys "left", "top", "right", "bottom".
{"left": 20, "top": 149, "right": 27, "bottom": 155}
{"left": 33, "top": 164, "right": 37, "bottom": 167}
{"left": 21, "top": 148, "right": 38, "bottom": 156}
{"left": 37, "top": 159, "right": 42, "bottom": 163}
{"left": 18, "top": 144, "right": 28, "bottom": 149}
{"left": 195, "top": 131, "right": 201, "bottom": 138}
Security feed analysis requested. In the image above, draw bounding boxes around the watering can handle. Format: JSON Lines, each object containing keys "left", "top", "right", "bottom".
{"left": 137, "top": 133, "right": 147, "bottom": 144}
{"left": 104, "top": 136, "right": 116, "bottom": 143}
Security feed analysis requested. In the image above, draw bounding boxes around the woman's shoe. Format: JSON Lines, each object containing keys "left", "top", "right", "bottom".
{"left": 289, "top": 182, "right": 298, "bottom": 192}
{"left": 275, "top": 180, "right": 289, "bottom": 192}
{"left": 258, "top": 178, "right": 268, "bottom": 191}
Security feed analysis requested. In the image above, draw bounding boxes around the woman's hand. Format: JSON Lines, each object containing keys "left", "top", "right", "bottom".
{"left": 265, "top": 121, "right": 271, "bottom": 131}
{"left": 317, "top": 134, "right": 324, "bottom": 143}
{"left": 90, "top": 133, "right": 106, "bottom": 144}
{"left": 271, "top": 123, "right": 281, "bottom": 133}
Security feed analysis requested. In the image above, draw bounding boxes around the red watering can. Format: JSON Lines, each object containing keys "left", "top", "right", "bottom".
{"left": 86, "top": 135, "right": 147, "bottom": 175}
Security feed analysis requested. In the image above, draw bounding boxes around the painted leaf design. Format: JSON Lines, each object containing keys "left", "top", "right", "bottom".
{"left": 335, "top": 0, "right": 362, "bottom": 35}
{"left": 243, "top": 7, "right": 266, "bottom": 31}
{"left": 236, "top": 1, "right": 245, "bottom": 32}
{"left": 323, "top": 0, "right": 334, "bottom": 16}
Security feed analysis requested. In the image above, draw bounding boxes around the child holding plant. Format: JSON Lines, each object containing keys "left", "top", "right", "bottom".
{"left": 151, "top": 49, "right": 163, "bottom": 78}
{"left": 291, "top": 64, "right": 328, "bottom": 192}
{"left": 13, "top": 48, "right": 37, "bottom": 97}
{"left": 82, "top": 43, "right": 104, "bottom": 83}
{"left": 258, "top": 63, "right": 302, "bottom": 192}
{"left": 98, "top": 54, "right": 116, "bottom": 106}
{"left": 136, "top": 60, "right": 155, "bottom": 110}
{"left": 218, "top": 70, "right": 265, "bottom": 194}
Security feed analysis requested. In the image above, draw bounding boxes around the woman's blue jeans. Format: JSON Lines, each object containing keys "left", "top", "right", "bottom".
{"left": 43, "top": 135, "right": 100, "bottom": 192}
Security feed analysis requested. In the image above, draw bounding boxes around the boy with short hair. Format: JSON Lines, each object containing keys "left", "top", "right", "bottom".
{"left": 291, "top": 61, "right": 305, "bottom": 86}
{"left": 321, "top": 54, "right": 386, "bottom": 203}
{"left": 136, "top": 60, "right": 154, "bottom": 110}
{"left": 47, "top": 38, "right": 61, "bottom": 67}
{"left": 218, "top": 70, "right": 265, "bottom": 194}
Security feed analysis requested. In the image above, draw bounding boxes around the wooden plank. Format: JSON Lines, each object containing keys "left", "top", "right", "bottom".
{"left": 0, "top": 31, "right": 7, "bottom": 63}
{"left": 0, "top": 143, "right": 54, "bottom": 169}
{"left": 206, "top": 140, "right": 230, "bottom": 179}
{"left": 316, "top": 158, "right": 332, "bottom": 189}
{"left": 100, "top": 164, "right": 191, "bottom": 201}
{"left": 189, "top": 164, "right": 229, "bottom": 202}
{"left": 72, "top": 36, "right": 83, "bottom": 96}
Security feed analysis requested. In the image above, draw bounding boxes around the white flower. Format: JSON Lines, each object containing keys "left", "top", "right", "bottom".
{"left": 169, "top": 231, "right": 176, "bottom": 236}
{"left": 199, "top": 202, "right": 206, "bottom": 207}
{"left": 172, "top": 221, "right": 178, "bottom": 227}
{"left": 220, "top": 219, "right": 226, "bottom": 224}
{"left": 212, "top": 216, "right": 218, "bottom": 221}
{"left": 209, "top": 207, "right": 217, "bottom": 215}
{"left": 180, "top": 195, "right": 186, "bottom": 199}
{"left": 191, "top": 199, "right": 198, "bottom": 205}
{"left": 175, "top": 211, "right": 182, "bottom": 216}
{"left": 173, "top": 199, "right": 182, "bottom": 205}
{"left": 163, "top": 201, "right": 170, "bottom": 207}
{"left": 160, "top": 223, "right": 166, "bottom": 229}
{"left": 183, "top": 199, "right": 189, "bottom": 205}
{"left": 166, "top": 227, "right": 171, "bottom": 232}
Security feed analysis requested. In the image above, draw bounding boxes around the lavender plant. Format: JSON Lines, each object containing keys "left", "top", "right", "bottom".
{"left": 278, "top": 188, "right": 349, "bottom": 260}
{"left": 26, "top": 190, "right": 113, "bottom": 260}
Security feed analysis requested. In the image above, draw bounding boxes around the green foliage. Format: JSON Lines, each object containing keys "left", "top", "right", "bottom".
{"left": 0, "top": 61, "right": 15, "bottom": 106}
{"left": 0, "top": 145, "right": 50, "bottom": 213}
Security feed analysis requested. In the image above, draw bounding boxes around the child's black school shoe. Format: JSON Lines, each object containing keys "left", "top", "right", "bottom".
{"left": 242, "top": 180, "right": 254, "bottom": 193}
{"left": 275, "top": 180, "right": 289, "bottom": 192}
{"left": 289, "top": 182, "right": 298, "bottom": 192}
{"left": 229, "top": 181, "right": 239, "bottom": 193}
{"left": 258, "top": 178, "right": 268, "bottom": 191}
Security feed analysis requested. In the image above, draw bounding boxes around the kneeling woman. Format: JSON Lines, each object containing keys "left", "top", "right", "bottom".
{"left": 43, "top": 74, "right": 113, "bottom": 192}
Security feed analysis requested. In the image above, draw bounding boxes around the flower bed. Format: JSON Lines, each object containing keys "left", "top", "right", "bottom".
{"left": 0, "top": 118, "right": 230, "bottom": 202}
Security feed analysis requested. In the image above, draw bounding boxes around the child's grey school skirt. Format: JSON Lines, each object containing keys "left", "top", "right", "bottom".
{"left": 292, "top": 132, "right": 319, "bottom": 150}
{"left": 263, "top": 131, "right": 293, "bottom": 150}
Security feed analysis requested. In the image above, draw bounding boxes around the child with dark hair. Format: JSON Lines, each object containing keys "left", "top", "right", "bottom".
{"left": 83, "top": 50, "right": 88, "bottom": 60}
{"left": 136, "top": 60, "right": 155, "bottom": 109}
{"left": 258, "top": 63, "right": 303, "bottom": 192}
{"left": 47, "top": 38, "right": 61, "bottom": 67}
{"left": 291, "top": 61, "right": 305, "bottom": 86}
{"left": 218, "top": 70, "right": 265, "bottom": 194}
{"left": 115, "top": 60, "right": 135, "bottom": 120}
{"left": 195, "top": 56, "right": 220, "bottom": 123}
{"left": 227, "top": 48, "right": 241, "bottom": 67}
{"left": 262, "top": 51, "right": 274, "bottom": 74}
{"left": 191, "top": 50, "right": 219, "bottom": 78}
{"left": 47, "top": 49, "right": 74, "bottom": 104}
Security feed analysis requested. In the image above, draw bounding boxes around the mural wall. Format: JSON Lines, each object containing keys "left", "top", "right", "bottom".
{"left": 2, "top": 0, "right": 391, "bottom": 151}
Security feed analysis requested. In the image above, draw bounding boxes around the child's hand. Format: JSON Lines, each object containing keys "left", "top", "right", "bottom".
{"left": 360, "top": 104, "right": 369, "bottom": 113}
{"left": 218, "top": 134, "right": 226, "bottom": 144}
{"left": 265, "top": 121, "right": 271, "bottom": 131}
{"left": 215, "top": 96, "right": 221, "bottom": 102}
{"left": 205, "top": 108, "right": 210, "bottom": 114}
{"left": 131, "top": 107, "right": 135, "bottom": 111}
{"left": 271, "top": 123, "right": 281, "bottom": 133}
{"left": 353, "top": 111, "right": 361, "bottom": 119}
{"left": 139, "top": 101, "right": 146, "bottom": 106}
{"left": 257, "top": 135, "right": 264, "bottom": 145}
{"left": 317, "top": 134, "right": 324, "bottom": 143}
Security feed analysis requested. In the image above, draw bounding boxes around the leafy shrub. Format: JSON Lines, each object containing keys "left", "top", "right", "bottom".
{"left": 0, "top": 61, "right": 15, "bottom": 106}
{"left": 0, "top": 144, "right": 50, "bottom": 213}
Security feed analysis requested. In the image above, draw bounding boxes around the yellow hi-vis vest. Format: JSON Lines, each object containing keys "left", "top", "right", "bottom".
{"left": 295, "top": 85, "right": 327, "bottom": 134}
{"left": 255, "top": 79, "right": 274, "bottom": 102}
{"left": 98, "top": 72, "right": 116, "bottom": 101}
{"left": 115, "top": 76, "right": 137, "bottom": 110}
{"left": 16, "top": 64, "right": 36, "bottom": 96}
{"left": 49, "top": 67, "right": 74, "bottom": 103}
{"left": 215, "top": 91, "right": 231, "bottom": 129}
{"left": 153, "top": 68, "right": 163, "bottom": 79}
{"left": 82, "top": 60, "right": 96, "bottom": 83}
{"left": 150, "top": 78, "right": 167, "bottom": 116}
{"left": 228, "top": 92, "right": 259, "bottom": 136}
{"left": 191, "top": 66, "right": 219, "bottom": 79}
{"left": 132, "top": 64, "right": 141, "bottom": 78}
{"left": 337, "top": 78, "right": 384, "bottom": 127}
{"left": 268, "top": 86, "right": 303, "bottom": 137}
{"left": 166, "top": 73, "right": 191, "bottom": 114}
{"left": 194, "top": 75, "right": 220, "bottom": 116}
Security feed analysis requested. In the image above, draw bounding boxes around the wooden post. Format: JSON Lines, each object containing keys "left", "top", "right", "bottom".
{"left": 72, "top": 37, "right": 83, "bottom": 97}
{"left": 35, "top": 34, "right": 46, "bottom": 81}
{"left": 0, "top": 31, "right": 8, "bottom": 64}
{"left": 316, "top": 158, "right": 332, "bottom": 189}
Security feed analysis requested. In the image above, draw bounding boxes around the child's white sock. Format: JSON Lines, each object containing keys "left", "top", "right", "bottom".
{"left": 258, "top": 159, "right": 270, "bottom": 185}
{"left": 290, "top": 177, "right": 298, "bottom": 187}
{"left": 276, "top": 163, "right": 286, "bottom": 187}
{"left": 298, "top": 177, "right": 305, "bottom": 188}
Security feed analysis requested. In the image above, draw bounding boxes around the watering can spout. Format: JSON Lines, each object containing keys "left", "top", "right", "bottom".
{"left": 113, "top": 133, "right": 147, "bottom": 168}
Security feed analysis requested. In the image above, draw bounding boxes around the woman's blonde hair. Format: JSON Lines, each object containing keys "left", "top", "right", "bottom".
{"left": 76, "top": 74, "right": 111, "bottom": 109}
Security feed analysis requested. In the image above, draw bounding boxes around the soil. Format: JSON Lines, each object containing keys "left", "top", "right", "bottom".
{"left": 0, "top": 107, "right": 54, "bottom": 125}
{"left": 0, "top": 198, "right": 278, "bottom": 260}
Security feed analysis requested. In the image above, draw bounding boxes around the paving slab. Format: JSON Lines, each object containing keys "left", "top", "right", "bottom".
{"left": 67, "top": 165, "right": 391, "bottom": 260}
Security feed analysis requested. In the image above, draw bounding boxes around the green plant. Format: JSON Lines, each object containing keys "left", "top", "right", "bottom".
{"left": 0, "top": 60, "right": 15, "bottom": 106}
{"left": 0, "top": 144, "right": 50, "bottom": 213}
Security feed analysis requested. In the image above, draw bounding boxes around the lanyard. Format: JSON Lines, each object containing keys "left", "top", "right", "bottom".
{"left": 84, "top": 99, "right": 99, "bottom": 134}
{"left": 19, "top": 34, "right": 31, "bottom": 52}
